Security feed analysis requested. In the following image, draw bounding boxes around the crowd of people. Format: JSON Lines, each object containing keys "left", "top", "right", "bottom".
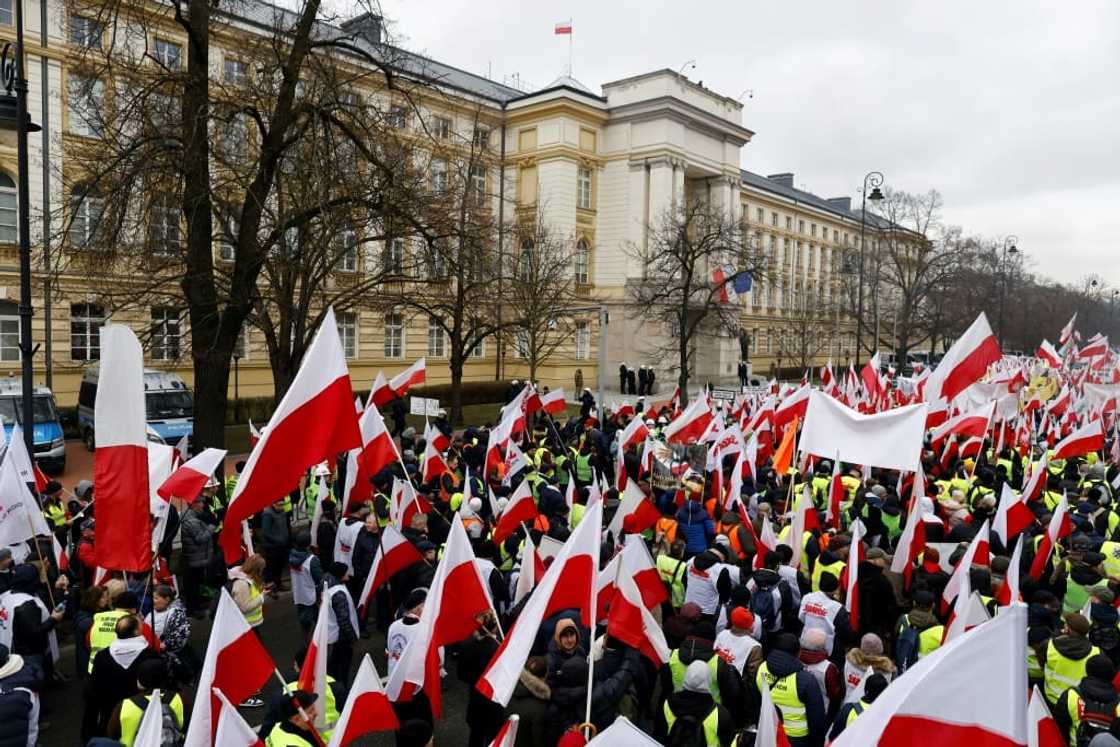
{"left": 3, "top": 357, "right": 1120, "bottom": 747}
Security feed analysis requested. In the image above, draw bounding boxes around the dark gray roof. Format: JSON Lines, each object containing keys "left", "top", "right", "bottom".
{"left": 740, "top": 169, "right": 873, "bottom": 225}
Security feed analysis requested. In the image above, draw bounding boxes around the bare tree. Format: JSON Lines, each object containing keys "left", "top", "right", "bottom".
{"left": 779, "top": 292, "right": 841, "bottom": 373}
{"left": 626, "top": 201, "right": 766, "bottom": 404}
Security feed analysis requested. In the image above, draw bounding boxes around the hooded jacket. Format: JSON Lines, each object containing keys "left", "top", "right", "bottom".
{"left": 661, "top": 689, "right": 736, "bottom": 746}
{"left": 546, "top": 619, "right": 587, "bottom": 686}
{"left": 676, "top": 500, "right": 715, "bottom": 555}
{"left": 0, "top": 654, "right": 41, "bottom": 747}
{"left": 507, "top": 669, "right": 551, "bottom": 747}
{"left": 1054, "top": 673, "right": 1119, "bottom": 740}
{"left": 760, "top": 648, "right": 827, "bottom": 746}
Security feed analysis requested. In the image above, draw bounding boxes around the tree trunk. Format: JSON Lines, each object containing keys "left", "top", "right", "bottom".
{"left": 449, "top": 347, "right": 465, "bottom": 425}
{"left": 678, "top": 324, "right": 690, "bottom": 406}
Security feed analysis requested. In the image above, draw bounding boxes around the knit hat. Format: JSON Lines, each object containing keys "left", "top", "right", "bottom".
{"left": 682, "top": 660, "right": 710, "bottom": 694}
{"left": 800, "top": 627, "right": 828, "bottom": 652}
{"left": 864, "top": 673, "right": 889, "bottom": 700}
{"left": 1087, "top": 654, "right": 1116, "bottom": 682}
{"left": 861, "top": 633, "right": 885, "bottom": 656}
{"left": 774, "top": 633, "right": 800, "bottom": 655}
{"left": 730, "top": 607, "right": 754, "bottom": 631}
{"left": 1064, "top": 612, "right": 1091, "bottom": 636}
{"left": 278, "top": 689, "right": 318, "bottom": 720}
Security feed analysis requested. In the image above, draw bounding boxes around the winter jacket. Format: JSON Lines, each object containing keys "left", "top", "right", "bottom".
{"left": 261, "top": 506, "right": 290, "bottom": 548}
{"left": 179, "top": 507, "right": 213, "bottom": 569}
{"left": 507, "top": 669, "right": 551, "bottom": 747}
{"left": 591, "top": 646, "right": 643, "bottom": 730}
{"left": 350, "top": 528, "right": 379, "bottom": 586}
{"left": 856, "top": 562, "right": 899, "bottom": 639}
{"left": 677, "top": 500, "right": 716, "bottom": 556}
{"left": 1054, "top": 674, "right": 1120, "bottom": 741}
{"left": 0, "top": 654, "right": 42, "bottom": 747}
{"left": 288, "top": 548, "right": 323, "bottom": 600}
{"left": 760, "top": 648, "right": 827, "bottom": 747}
{"left": 660, "top": 689, "right": 736, "bottom": 747}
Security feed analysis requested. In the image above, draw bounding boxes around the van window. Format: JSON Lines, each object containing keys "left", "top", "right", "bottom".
{"left": 146, "top": 389, "right": 192, "bottom": 420}
{"left": 0, "top": 395, "right": 56, "bottom": 424}
{"left": 78, "top": 380, "right": 97, "bottom": 409}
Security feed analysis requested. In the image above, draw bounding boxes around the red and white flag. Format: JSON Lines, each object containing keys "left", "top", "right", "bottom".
{"left": 992, "top": 483, "right": 1033, "bottom": 546}
{"left": 606, "top": 480, "right": 661, "bottom": 539}
{"left": 424, "top": 420, "right": 450, "bottom": 454}
{"left": 326, "top": 655, "right": 399, "bottom": 746}
{"left": 753, "top": 516, "right": 778, "bottom": 570}
{"left": 664, "top": 394, "right": 714, "bottom": 445}
{"left": 513, "top": 535, "right": 545, "bottom": 607}
{"left": 554, "top": 19, "right": 571, "bottom": 34}
{"left": 596, "top": 538, "right": 667, "bottom": 618}
{"left": 845, "top": 520, "right": 866, "bottom": 630}
{"left": 492, "top": 480, "right": 539, "bottom": 545}
{"left": 1052, "top": 420, "right": 1105, "bottom": 460}
{"left": 357, "top": 402, "right": 399, "bottom": 478}
{"left": 929, "top": 403, "right": 994, "bottom": 446}
{"left": 369, "top": 371, "right": 393, "bottom": 408}
{"left": 825, "top": 456, "right": 845, "bottom": 530}
{"left": 833, "top": 603, "right": 1027, "bottom": 746}
{"left": 890, "top": 497, "right": 926, "bottom": 590}
{"left": 942, "top": 590, "right": 991, "bottom": 645}
{"left": 390, "top": 478, "right": 431, "bottom": 531}
{"left": 782, "top": 486, "right": 815, "bottom": 570}
{"left": 298, "top": 583, "right": 331, "bottom": 729}
{"left": 618, "top": 415, "right": 650, "bottom": 452}
{"left": 923, "top": 312, "right": 1002, "bottom": 404}
{"left": 861, "top": 353, "right": 883, "bottom": 400}
{"left": 157, "top": 448, "right": 227, "bottom": 502}
{"left": 389, "top": 358, "right": 426, "bottom": 398}
{"left": 489, "top": 716, "right": 520, "bottom": 747}
{"left": 1060, "top": 313, "right": 1078, "bottom": 347}
{"left": 386, "top": 516, "right": 492, "bottom": 717}
{"left": 540, "top": 388, "right": 567, "bottom": 416}
{"left": 210, "top": 689, "right": 264, "bottom": 747}
{"left": 1036, "top": 340, "right": 1062, "bottom": 368}
{"left": 774, "top": 383, "right": 812, "bottom": 427}
{"left": 183, "top": 589, "right": 275, "bottom": 747}
{"left": 941, "top": 519, "right": 990, "bottom": 614}
{"left": 421, "top": 436, "right": 448, "bottom": 484}
{"left": 605, "top": 553, "right": 671, "bottom": 665}
{"left": 756, "top": 674, "right": 792, "bottom": 747}
{"left": 1021, "top": 453, "right": 1049, "bottom": 503}
{"left": 247, "top": 420, "right": 262, "bottom": 449}
{"left": 996, "top": 536, "right": 1023, "bottom": 607}
{"left": 221, "top": 309, "right": 362, "bottom": 560}
{"left": 478, "top": 499, "right": 604, "bottom": 705}
{"left": 1029, "top": 494, "right": 1070, "bottom": 580}
{"left": 94, "top": 325, "right": 152, "bottom": 572}
{"left": 1027, "top": 684, "right": 1065, "bottom": 747}
{"left": 357, "top": 525, "right": 424, "bottom": 614}
{"left": 1080, "top": 334, "right": 1109, "bottom": 359}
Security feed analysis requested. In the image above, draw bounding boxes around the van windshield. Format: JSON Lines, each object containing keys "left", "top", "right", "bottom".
{"left": 0, "top": 395, "right": 59, "bottom": 425}
{"left": 146, "top": 390, "right": 193, "bottom": 420}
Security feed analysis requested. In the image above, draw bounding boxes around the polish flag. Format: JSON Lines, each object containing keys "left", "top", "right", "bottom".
{"left": 929, "top": 403, "right": 994, "bottom": 446}
{"left": 210, "top": 689, "right": 265, "bottom": 747}
{"left": 478, "top": 499, "right": 604, "bottom": 705}
{"left": 1027, "top": 685, "right": 1065, "bottom": 747}
{"left": 513, "top": 536, "right": 545, "bottom": 606}
{"left": 924, "top": 398, "right": 949, "bottom": 429}
{"left": 1047, "top": 387, "right": 1071, "bottom": 417}
{"left": 781, "top": 486, "right": 814, "bottom": 569}
{"left": 341, "top": 447, "right": 371, "bottom": 512}
{"left": 941, "top": 590, "right": 991, "bottom": 645}
{"left": 1060, "top": 313, "right": 1078, "bottom": 347}
{"left": 369, "top": 371, "right": 393, "bottom": 408}
{"left": 386, "top": 516, "right": 492, "bottom": 717}
{"left": 51, "top": 534, "right": 69, "bottom": 574}
{"left": 1036, "top": 340, "right": 1062, "bottom": 368}
{"left": 247, "top": 420, "right": 262, "bottom": 449}
{"left": 389, "top": 358, "right": 426, "bottom": 397}
{"left": 183, "top": 589, "right": 275, "bottom": 747}
{"left": 756, "top": 673, "right": 793, "bottom": 747}
{"left": 297, "top": 585, "right": 331, "bottom": 729}
{"left": 1029, "top": 494, "right": 1070, "bottom": 580}
{"left": 94, "top": 325, "right": 152, "bottom": 572}
{"left": 861, "top": 353, "right": 883, "bottom": 399}
{"left": 358, "top": 402, "right": 399, "bottom": 478}
{"left": 424, "top": 421, "right": 450, "bottom": 454}
{"left": 618, "top": 415, "right": 650, "bottom": 451}
{"left": 391, "top": 478, "right": 431, "bottom": 531}
{"left": 221, "top": 309, "right": 362, "bottom": 560}
{"left": 492, "top": 480, "right": 539, "bottom": 544}
{"left": 421, "top": 437, "right": 448, "bottom": 483}
{"left": 924, "top": 313, "right": 1002, "bottom": 404}
{"left": 959, "top": 435, "right": 984, "bottom": 460}
{"left": 1052, "top": 420, "right": 1104, "bottom": 460}
{"left": 326, "top": 655, "right": 399, "bottom": 746}
{"left": 607, "top": 480, "right": 661, "bottom": 539}
{"left": 540, "top": 388, "right": 567, "bottom": 416}
{"left": 773, "top": 383, "right": 811, "bottom": 427}
{"left": 826, "top": 457, "right": 845, "bottom": 530}
{"left": 845, "top": 520, "right": 866, "bottom": 630}
{"left": 596, "top": 538, "right": 667, "bottom": 618}
{"left": 605, "top": 552, "right": 671, "bottom": 665}
{"left": 488, "top": 716, "right": 520, "bottom": 747}
{"left": 554, "top": 20, "right": 571, "bottom": 34}
{"left": 753, "top": 516, "right": 778, "bottom": 570}
{"left": 664, "top": 394, "right": 714, "bottom": 444}
{"left": 995, "top": 536, "right": 1023, "bottom": 607}
{"left": 1080, "top": 334, "right": 1109, "bottom": 360}
{"left": 503, "top": 441, "right": 530, "bottom": 482}
{"left": 832, "top": 603, "right": 1027, "bottom": 746}
{"left": 941, "top": 519, "right": 990, "bottom": 615}
{"left": 157, "top": 448, "right": 228, "bottom": 501}
{"left": 357, "top": 525, "right": 424, "bottom": 614}
{"left": 992, "top": 483, "right": 1034, "bottom": 547}
{"left": 890, "top": 497, "right": 927, "bottom": 590}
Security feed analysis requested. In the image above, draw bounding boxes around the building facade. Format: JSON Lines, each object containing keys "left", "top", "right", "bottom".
{"left": 0, "top": 4, "right": 889, "bottom": 408}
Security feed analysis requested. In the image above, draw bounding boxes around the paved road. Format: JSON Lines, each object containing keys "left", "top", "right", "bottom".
{"left": 49, "top": 441, "right": 248, "bottom": 494}
{"left": 43, "top": 588, "right": 471, "bottom": 746}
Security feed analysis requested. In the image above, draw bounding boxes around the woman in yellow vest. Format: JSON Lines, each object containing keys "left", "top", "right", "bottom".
{"left": 231, "top": 554, "right": 267, "bottom": 708}
{"left": 109, "top": 659, "right": 184, "bottom": 745}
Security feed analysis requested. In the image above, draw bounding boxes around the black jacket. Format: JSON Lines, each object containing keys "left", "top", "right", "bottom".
{"left": 661, "top": 689, "right": 736, "bottom": 746}
{"left": 760, "top": 648, "right": 827, "bottom": 746}
{"left": 0, "top": 656, "right": 42, "bottom": 747}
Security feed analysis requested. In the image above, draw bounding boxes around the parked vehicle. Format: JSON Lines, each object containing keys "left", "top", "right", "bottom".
{"left": 0, "top": 378, "right": 66, "bottom": 474}
{"left": 78, "top": 366, "right": 194, "bottom": 451}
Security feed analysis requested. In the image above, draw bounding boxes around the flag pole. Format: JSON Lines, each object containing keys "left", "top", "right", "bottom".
{"left": 24, "top": 516, "right": 56, "bottom": 607}
{"left": 567, "top": 18, "right": 573, "bottom": 76}
{"left": 273, "top": 668, "right": 327, "bottom": 747}
{"left": 581, "top": 505, "right": 599, "bottom": 739}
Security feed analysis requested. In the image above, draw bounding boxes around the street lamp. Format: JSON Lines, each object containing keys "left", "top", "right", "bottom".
{"left": 0, "top": 3, "right": 43, "bottom": 458}
{"left": 855, "top": 171, "right": 884, "bottom": 365}
{"left": 997, "top": 236, "right": 1018, "bottom": 348}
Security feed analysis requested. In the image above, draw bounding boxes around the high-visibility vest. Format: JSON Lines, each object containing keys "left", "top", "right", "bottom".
{"left": 88, "top": 609, "right": 129, "bottom": 673}
{"left": 439, "top": 471, "right": 461, "bottom": 503}
{"left": 714, "top": 523, "right": 746, "bottom": 560}
{"left": 282, "top": 676, "right": 341, "bottom": 738}
{"left": 1064, "top": 688, "right": 1120, "bottom": 745}
{"left": 237, "top": 579, "right": 265, "bottom": 627}
{"left": 778, "top": 526, "right": 812, "bottom": 570}
{"left": 43, "top": 501, "right": 66, "bottom": 528}
{"left": 118, "top": 691, "right": 184, "bottom": 746}
{"left": 656, "top": 517, "right": 679, "bottom": 544}
{"left": 1044, "top": 642, "right": 1100, "bottom": 704}
{"left": 918, "top": 625, "right": 944, "bottom": 658}
{"left": 1101, "top": 541, "right": 1120, "bottom": 579}
{"left": 757, "top": 662, "right": 808, "bottom": 737}
{"left": 881, "top": 511, "right": 901, "bottom": 541}
{"left": 1064, "top": 578, "right": 1102, "bottom": 615}
{"left": 811, "top": 559, "right": 845, "bottom": 593}
{"left": 657, "top": 554, "right": 687, "bottom": 608}
{"left": 845, "top": 699, "right": 869, "bottom": 728}
{"left": 663, "top": 701, "right": 719, "bottom": 746}
{"left": 840, "top": 475, "right": 861, "bottom": 500}
{"left": 668, "top": 650, "right": 721, "bottom": 704}
{"left": 573, "top": 452, "right": 593, "bottom": 482}
{"left": 570, "top": 502, "right": 586, "bottom": 528}
{"left": 811, "top": 475, "right": 830, "bottom": 504}
{"left": 265, "top": 724, "right": 317, "bottom": 746}
{"left": 1027, "top": 646, "right": 1043, "bottom": 681}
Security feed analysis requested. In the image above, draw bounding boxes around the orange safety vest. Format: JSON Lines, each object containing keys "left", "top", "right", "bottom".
{"left": 705, "top": 497, "right": 719, "bottom": 519}
{"left": 439, "top": 471, "right": 462, "bottom": 503}
{"left": 532, "top": 514, "right": 550, "bottom": 533}
{"left": 656, "top": 517, "right": 679, "bottom": 544}
{"left": 714, "top": 522, "right": 747, "bottom": 560}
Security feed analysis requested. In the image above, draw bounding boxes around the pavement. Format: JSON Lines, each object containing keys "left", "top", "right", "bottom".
{"left": 49, "top": 441, "right": 249, "bottom": 494}
{"left": 44, "top": 583, "right": 471, "bottom": 746}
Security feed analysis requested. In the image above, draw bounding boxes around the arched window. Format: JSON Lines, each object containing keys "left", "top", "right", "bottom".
{"left": 518, "top": 238, "right": 533, "bottom": 281}
{"left": 0, "top": 172, "right": 15, "bottom": 243}
{"left": 574, "top": 238, "right": 590, "bottom": 284}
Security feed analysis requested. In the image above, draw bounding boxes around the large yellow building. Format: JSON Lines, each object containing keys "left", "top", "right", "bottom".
{"left": 0, "top": 5, "right": 892, "bottom": 409}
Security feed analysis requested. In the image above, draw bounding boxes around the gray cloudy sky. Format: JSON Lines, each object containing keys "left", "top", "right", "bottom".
{"left": 374, "top": 0, "right": 1120, "bottom": 286}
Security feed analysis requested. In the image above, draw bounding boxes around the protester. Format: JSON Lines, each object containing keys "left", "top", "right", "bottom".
{"left": 82, "top": 615, "right": 160, "bottom": 740}
{"left": 179, "top": 493, "right": 213, "bottom": 618}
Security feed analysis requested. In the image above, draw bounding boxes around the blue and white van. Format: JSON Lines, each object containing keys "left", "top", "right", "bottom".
{"left": 78, "top": 367, "right": 194, "bottom": 450}
{"left": 0, "top": 378, "right": 66, "bottom": 474}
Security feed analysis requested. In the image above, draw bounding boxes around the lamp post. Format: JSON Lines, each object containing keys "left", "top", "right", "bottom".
{"left": 0, "top": 1, "right": 42, "bottom": 458}
{"left": 997, "top": 236, "right": 1018, "bottom": 348}
{"left": 855, "top": 171, "right": 884, "bottom": 366}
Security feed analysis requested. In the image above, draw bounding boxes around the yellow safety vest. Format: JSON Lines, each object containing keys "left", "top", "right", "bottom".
{"left": 918, "top": 626, "right": 944, "bottom": 658}
{"left": 663, "top": 701, "right": 719, "bottom": 746}
{"left": 1100, "top": 541, "right": 1120, "bottom": 580}
{"left": 757, "top": 662, "right": 808, "bottom": 737}
{"left": 118, "top": 692, "right": 184, "bottom": 746}
{"left": 265, "top": 724, "right": 317, "bottom": 746}
{"left": 846, "top": 699, "right": 870, "bottom": 727}
{"left": 43, "top": 501, "right": 66, "bottom": 528}
{"left": 282, "top": 676, "right": 341, "bottom": 738}
{"left": 237, "top": 579, "right": 265, "bottom": 627}
{"left": 1045, "top": 642, "right": 1101, "bottom": 704}
{"left": 811, "top": 560, "right": 845, "bottom": 592}
{"left": 778, "top": 526, "right": 813, "bottom": 570}
{"left": 668, "top": 650, "right": 721, "bottom": 704}
{"left": 656, "top": 555, "right": 687, "bottom": 609}
{"left": 1065, "top": 689, "right": 1120, "bottom": 745}
{"left": 88, "top": 609, "right": 129, "bottom": 673}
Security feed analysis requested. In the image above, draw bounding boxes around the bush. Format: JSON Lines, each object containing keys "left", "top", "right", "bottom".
{"left": 409, "top": 380, "right": 512, "bottom": 407}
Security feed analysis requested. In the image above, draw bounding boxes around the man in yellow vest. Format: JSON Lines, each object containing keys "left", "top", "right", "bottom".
{"left": 109, "top": 659, "right": 184, "bottom": 745}
{"left": 1042, "top": 612, "right": 1101, "bottom": 705}
{"left": 87, "top": 591, "right": 140, "bottom": 674}
{"left": 264, "top": 690, "right": 321, "bottom": 746}
{"left": 830, "top": 673, "right": 888, "bottom": 740}
{"left": 661, "top": 660, "right": 735, "bottom": 746}
{"left": 40, "top": 481, "right": 68, "bottom": 545}
{"left": 1053, "top": 654, "right": 1120, "bottom": 746}
{"left": 755, "top": 633, "right": 827, "bottom": 746}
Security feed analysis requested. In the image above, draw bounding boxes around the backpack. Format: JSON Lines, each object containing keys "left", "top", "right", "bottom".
{"left": 1088, "top": 620, "right": 1120, "bottom": 658}
{"left": 750, "top": 583, "right": 781, "bottom": 632}
{"left": 1076, "top": 691, "right": 1120, "bottom": 747}
{"left": 666, "top": 713, "right": 708, "bottom": 747}
{"left": 131, "top": 694, "right": 185, "bottom": 747}
{"left": 894, "top": 619, "right": 920, "bottom": 674}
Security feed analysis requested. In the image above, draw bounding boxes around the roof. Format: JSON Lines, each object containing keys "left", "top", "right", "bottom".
{"left": 543, "top": 75, "right": 593, "bottom": 94}
{"left": 740, "top": 169, "right": 897, "bottom": 229}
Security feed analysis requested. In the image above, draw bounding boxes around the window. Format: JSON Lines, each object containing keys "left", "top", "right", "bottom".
{"left": 798, "top": 220, "right": 805, "bottom": 234}
{"left": 785, "top": 216, "right": 792, "bottom": 230}
{"left": 756, "top": 207, "right": 764, "bottom": 223}
{"left": 810, "top": 223, "right": 817, "bottom": 237}
{"left": 220, "top": 114, "right": 248, "bottom": 163}
{"left": 0, "top": 0, "right": 11, "bottom": 25}
{"left": 517, "top": 239, "right": 533, "bottom": 281}
{"left": 577, "top": 166, "right": 592, "bottom": 210}
{"left": 68, "top": 185, "right": 103, "bottom": 248}
{"left": 386, "top": 238, "right": 406, "bottom": 274}
{"left": 428, "top": 239, "right": 447, "bottom": 278}
{"left": 69, "top": 15, "right": 102, "bottom": 48}
{"left": 223, "top": 58, "right": 247, "bottom": 86}
{"left": 150, "top": 307, "right": 181, "bottom": 360}
{"left": 384, "top": 312, "right": 404, "bottom": 358}
{"left": 782, "top": 238, "right": 790, "bottom": 266}
{"left": 427, "top": 316, "right": 445, "bottom": 357}
{"left": 766, "top": 329, "right": 773, "bottom": 353}
{"left": 220, "top": 215, "right": 238, "bottom": 261}
{"left": 822, "top": 227, "right": 829, "bottom": 242}
{"left": 70, "top": 304, "right": 104, "bottom": 361}
{"left": 387, "top": 105, "right": 407, "bottom": 129}
{"left": 154, "top": 38, "right": 181, "bottom": 70}
{"left": 574, "top": 239, "right": 590, "bottom": 284}
{"left": 575, "top": 321, "right": 590, "bottom": 360}
{"left": 770, "top": 211, "right": 778, "bottom": 227}
{"left": 336, "top": 312, "right": 357, "bottom": 359}
{"left": 335, "top": 229, "right": 357, "bottom": 271}
{"left": 0, "top": 172, "right": 15, "bottom": 243}
{"left": 149, "top": 195, "right": 180, "bottom": 255}
{"left": 431, "top": 115, "right": 451, "bottom": 139}
{"left": 0, "top": 303, "right": 18, "bottom": 362}
{"left": 68, "top": 74, "right": 104, "bottom": 137}
{"left": 473, "top": 127, "right": 490, "bottom": 149}
{"left": 468, "top": 337, "right": 485, "bottom": 358}
{"left": 513, "top": 329, "right": 530, "bottom": 359}
{"left": 430, "top": 158, "right": 448, "bottom": 194}
{"left": 470, "top": 163, "right": 486, "bottom": 202}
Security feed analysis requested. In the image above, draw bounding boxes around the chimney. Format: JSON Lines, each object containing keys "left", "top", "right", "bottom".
{"left": 827, "top": 196, "right": 852, "bottom": 211}
{"left": 766, "top": 172, "right": 794, "bottom": 188}
{"left": 341, "top": 12, "right": 382, "bottom": 45}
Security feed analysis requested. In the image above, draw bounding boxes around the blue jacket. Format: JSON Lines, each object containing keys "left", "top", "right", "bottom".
{"left": 676, "top": 501, "right": 714, "bottom": 555}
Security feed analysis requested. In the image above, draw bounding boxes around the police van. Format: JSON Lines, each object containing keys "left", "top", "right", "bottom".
{"left": 0, "top": 378, "right": 66, "bottom": 473}
{"left": 78, "top": 367, "right": 194, "bottom": 450}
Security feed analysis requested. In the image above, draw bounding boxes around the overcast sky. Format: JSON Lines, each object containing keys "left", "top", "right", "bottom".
{"left": 373, "top": 0, "right": 1120, "bottom": 286}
